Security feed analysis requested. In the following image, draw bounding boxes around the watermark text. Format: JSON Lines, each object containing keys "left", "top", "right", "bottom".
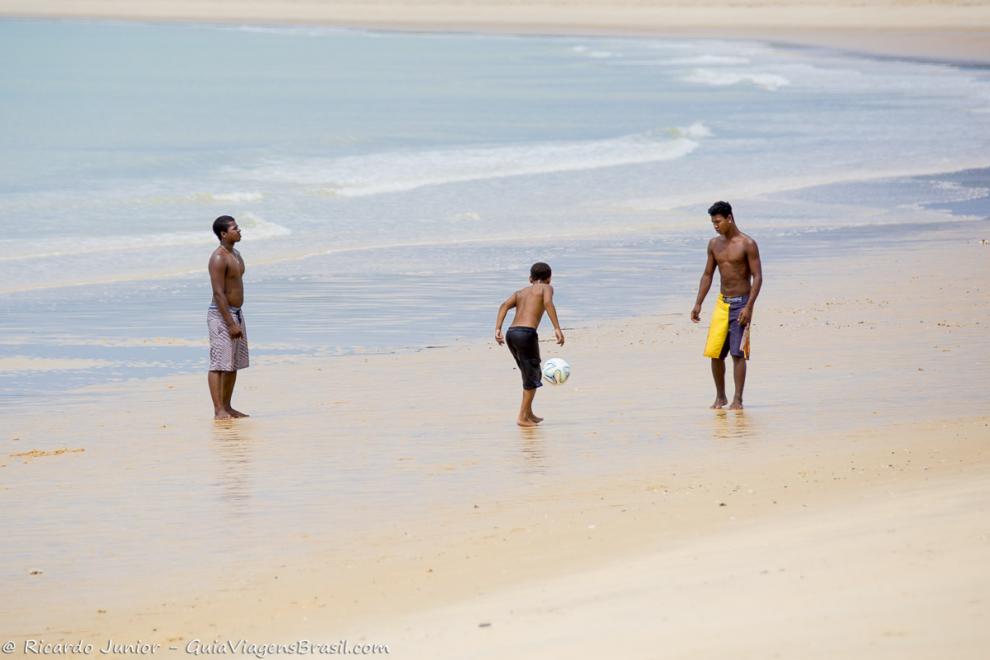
{"left": 6, "top": 639, "right": 389, "bottom": 657}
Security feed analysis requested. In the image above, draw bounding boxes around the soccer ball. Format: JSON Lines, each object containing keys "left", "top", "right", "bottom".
{"left": 542, "top": 358, "right": 571, "bottom": 385}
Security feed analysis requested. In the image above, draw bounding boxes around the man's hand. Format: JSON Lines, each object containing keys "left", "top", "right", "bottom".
{"left": 691, "top": 304, "right": 702, "bottom": 323}
{"left": 555, "top": 327, "right": 565, "bottom": 346}
{"left": 495, "top": 328, "right": 504, "bottom": 345}
{"left": 228, "top": 323, "right": 243, "bottom": 339}
{"left": 738, "top": 306, "right": 752, "bottom": 327}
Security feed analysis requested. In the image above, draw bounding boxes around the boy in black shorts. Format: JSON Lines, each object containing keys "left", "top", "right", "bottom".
{"left": 495, "top": 262, "right": 565, "bottom": 426}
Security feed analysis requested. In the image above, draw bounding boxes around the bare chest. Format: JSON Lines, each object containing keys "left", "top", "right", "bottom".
{"left": 230, "top": 252, "right": 245, "bottom": 276}
{"left": 712, "top": 241, "right": 747, "bottom": 268}
{"left": 216, "top": 250, "right": 245, "bottom": 278}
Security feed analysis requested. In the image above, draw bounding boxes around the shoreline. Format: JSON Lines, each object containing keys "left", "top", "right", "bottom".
{"left": 5, "top": 210, "right": 988, "bottom": 409}
{"left": 0, "top": 3, "right": 989, "bottom": 64}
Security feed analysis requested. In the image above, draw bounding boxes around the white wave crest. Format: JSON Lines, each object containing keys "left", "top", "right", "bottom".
{"left": 225, "top": 130, "right": 708, "bottom": 197}
{"left": 674, "top": 122, "right": 713, "bottom": 139}
{"left": 666, "top": 55, "right": 752, "bottom": 66}
{"left": 210, "top": 191, "right": 264, "bottom": 202}
{"left": 683, "top": 69, "right": 791, "bottom": 91}
{"left": 0, "top": 212, "right": 290, "bottom": 262}
{"left": 571, "top": 45, "right": 618, "bottom": 59}
{"left": 931, "top": 180, "right": 990, "bottom": 202}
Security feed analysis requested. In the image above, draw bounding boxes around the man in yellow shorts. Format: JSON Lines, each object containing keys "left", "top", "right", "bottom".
{"left": 690, "top": 201, "right": 763, "bottom": 410}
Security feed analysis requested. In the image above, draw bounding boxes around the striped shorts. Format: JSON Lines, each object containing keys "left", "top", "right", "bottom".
{"left": 208, "top": 306, "right": 249, "bottom": 371}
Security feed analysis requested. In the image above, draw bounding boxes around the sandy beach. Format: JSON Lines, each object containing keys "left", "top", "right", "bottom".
{"left": 4, "top": 221, "right": 989, "bottom": 657}
{"left": 2, "top": 3, "right": 989, "bottom": 658}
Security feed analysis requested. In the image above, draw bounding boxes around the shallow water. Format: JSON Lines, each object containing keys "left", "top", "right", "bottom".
{"left": 1, "top": 21, "right": 989, "bottom": 405}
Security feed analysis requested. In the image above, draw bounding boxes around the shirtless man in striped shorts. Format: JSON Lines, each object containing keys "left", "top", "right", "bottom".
{"left": 208, "top": 215, "right": 249, "bottom": 420}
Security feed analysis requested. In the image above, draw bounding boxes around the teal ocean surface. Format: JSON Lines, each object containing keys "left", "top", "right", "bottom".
{"left": 1, "top": 20, "right": 989, "bottom": 402}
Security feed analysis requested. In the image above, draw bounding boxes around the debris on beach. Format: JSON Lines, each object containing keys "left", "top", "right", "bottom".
{"left": 11, "top": 448, "right": 85, "bottom": 460}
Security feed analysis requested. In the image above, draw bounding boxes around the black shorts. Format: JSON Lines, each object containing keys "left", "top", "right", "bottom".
{"left": 505, "top": 326, "right": 543, "bottom": 390}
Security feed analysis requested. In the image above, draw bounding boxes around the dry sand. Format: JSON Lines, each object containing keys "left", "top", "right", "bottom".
{"left": 3, "top": 223, "right": 989, "bottom": 657}
{"left": 1, "top": 1, "right": 989, "bottom": 62}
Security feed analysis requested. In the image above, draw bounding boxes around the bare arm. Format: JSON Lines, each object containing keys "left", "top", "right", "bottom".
{"left": 691, "top": 242, "right": 717, "bottom": 323}
{"left": 543, "top": 285, "right": 565, "bottom": 346}
{"left": 209, "top": 253, "right": 242, "bottom": 338}
{"left": 738, "top": 240, "right": 763, "bottom": 327}
{"left": 494, "top": 291, "right": 517, "bottom": 345}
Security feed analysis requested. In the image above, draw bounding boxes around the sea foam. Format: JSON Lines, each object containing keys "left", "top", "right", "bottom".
{"left": 0, "top": 213, "right": 290, "bottom": 262}
{"left": 209, "top": 191, "right": 264, "bottom": 202}
{"left": 225, "top": 129, "right": 709, "bottom": 197}
{"left": 683, "top": 69, "right": 790, "bottom": 91}
{"left": 665, "top": 55, "right": 752, "bottom": 66}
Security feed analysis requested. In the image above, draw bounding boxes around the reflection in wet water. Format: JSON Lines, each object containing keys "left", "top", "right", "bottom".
{"left": 517, "top": 426, "right": 548, "bottom": 474}
{"left": 212, "top": 421, "right": 255, "bottom": 516}
{"left": 711, "top": 410, "right": 754, "bottom": 442}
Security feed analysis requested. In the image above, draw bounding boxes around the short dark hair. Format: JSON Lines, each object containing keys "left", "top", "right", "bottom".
{"left": 708, "top": 201, "right": 732, "bottom": 218}
{"left": 530, "top": 262, "right": 552, "bottom": 282}
{"left": 213, "top": 215, "right": 236, "bottom": 240}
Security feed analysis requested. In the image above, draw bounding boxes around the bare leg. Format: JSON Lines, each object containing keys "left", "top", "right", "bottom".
{"left": 525, "top": 388, "right": 544, "bottom": 423}
{"left": 221, "top": 370, "right": 249, "bottom": 417}
{"left": 517, "top": 389, "right": 538, "bottom": 427}
{"left": 729, "top": 355, "right": 746, "bottom": 410}
{"left": 209, "top": 371, "right": 231, "bottom": 419}
{"left": 528, "top": 388, "right": 543, "bottom": 423}
{"left": 710, "top": 358, "right": 728, "bottom": 409}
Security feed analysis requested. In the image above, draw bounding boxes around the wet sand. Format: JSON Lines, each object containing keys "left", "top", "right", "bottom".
{"left": 0, "top": 357, "right": 116, "bottom": 372}
{"left": 3, "top": 223, "right": 989, "bottom": 657}
{"left": 378, "top": 440, "right": 990, "bottom": 659}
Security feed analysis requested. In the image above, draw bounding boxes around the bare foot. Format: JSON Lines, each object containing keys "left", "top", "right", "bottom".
{"left": 710, "top": 396, "right": 728, "bottom": 409}
{"left": 528, "top": 414, "right": 544, "bottom": 423}
{"left": 728, "top": 399, "right": 744, "bottom": 410}
{"left": 227, "top": 407, "right": 250, "bottom": 418}
{"left": 214, "top": 410, "right": 232, "bottom": 420}
{"left": 517, "top": 418, "right": 538, "bottom": 427}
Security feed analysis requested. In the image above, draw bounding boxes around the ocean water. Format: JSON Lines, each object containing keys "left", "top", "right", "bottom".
{"left": 1, "top": 20, "right": 989, "bottom": 402}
